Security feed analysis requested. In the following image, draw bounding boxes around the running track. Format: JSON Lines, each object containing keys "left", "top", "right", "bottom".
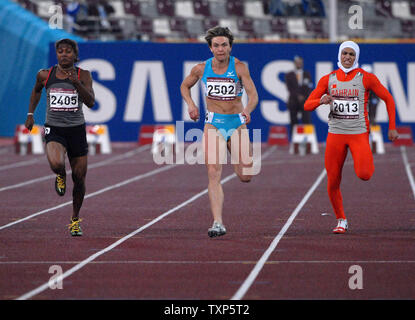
{"left": 0, "top": 141, "right": 414, "bottom": 301}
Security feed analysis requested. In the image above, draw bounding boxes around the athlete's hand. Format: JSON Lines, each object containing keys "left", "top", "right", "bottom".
{"left": 388, "top": 129, "right": 399, "bottom": 141}
{"left": 320, "top": 94, "right": 334, "bottom": 105}
{"left": 242, "top": 109, "right": 251, "bottom": 124}
{"left": 67, "top": 70, "right": 79, "bottom": 84}
{"left": 25, "top": 115, "right": 34, "bottom": 132}
{"left": 188, "top": 106, "right": 200, "bottom": 122}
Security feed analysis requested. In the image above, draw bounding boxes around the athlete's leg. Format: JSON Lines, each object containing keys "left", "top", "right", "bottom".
{"left": 325, "top": 133, "right": 348, "bottom": 220}
{"left": 46, "top": 141, "right": 66, "bottom": 176}
{"left": 69, "top": 155, "right": 87, "bottom": 220}
{"left": 204, "top": 124, "right": 226, "bottom": 224}
{"left": 349, "top": 132, "right": 374, "bottom": 181}
{"left": 228, "top": 124, "right": 253, "bottom": 183}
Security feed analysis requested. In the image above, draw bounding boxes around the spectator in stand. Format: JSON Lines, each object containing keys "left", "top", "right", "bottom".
{"left": 87, "top": 0, "right": 115, "bottom": 29}
{"left": 269, "top": 0, "right": 286, "bottom": 16}
{"left": 303, "top": 0, "right": 325, "bottom": 17}
{"left": 284, "top": 0, "right": 304, "bottom": 16}
{"left": 65, "top": 0, "right": 88, "bottom": 32}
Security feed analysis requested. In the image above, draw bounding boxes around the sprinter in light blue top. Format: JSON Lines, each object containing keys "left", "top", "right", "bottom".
{"left": 201, "top": 56, "right": 244, "bottom": 102}
{"left": 201, "top": 55, "right": 246, "bottom": 141}
{"left": 180, "top": 26, "right": 259, "bottom": 239}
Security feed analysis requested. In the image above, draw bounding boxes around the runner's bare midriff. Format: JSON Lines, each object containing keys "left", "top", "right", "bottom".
{"left": 206, "top": 96, "right": 244, "bottom": 114}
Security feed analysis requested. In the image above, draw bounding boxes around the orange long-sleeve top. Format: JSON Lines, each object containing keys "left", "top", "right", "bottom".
{"left": 304, "top": 68, "right": 396, "bottom": 130}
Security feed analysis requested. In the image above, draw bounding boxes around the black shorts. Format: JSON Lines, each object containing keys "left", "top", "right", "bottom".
{"left": 44, "top": 123, "right": 88, "bottom": 159}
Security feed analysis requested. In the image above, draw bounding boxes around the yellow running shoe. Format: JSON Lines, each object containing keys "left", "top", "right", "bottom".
{"left": 68, "top": 218, "right": 83, "bottom": 236}
{"left": 55, "top": 174, "right": 66, "bottom": 196}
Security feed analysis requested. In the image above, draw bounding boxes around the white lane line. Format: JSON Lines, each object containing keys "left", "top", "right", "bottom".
{"left": 400, "top": 146, "right": 415, "bottom": 200}
{"left": 0, "top": 145, "right": 150, "bottom": 192}
{"left": 0, "top": 147, "right": 13, "bottom": 155}
{"left": 16, "top": 146, "right": 277, "bottom": 300}
{"left": 0, "top": 164, "right": 174, "bottom": 231}
{"left": 15, "top": 173, "right": 235, "bottom": 300}
{"left": 0, "top": 158, "right": 42, "bottom": 171}
{"left": 231, "top": 168, "right": 327, "bottom": 300}
{"left": 2, "top": 260, "right": 415, "bottom": 265}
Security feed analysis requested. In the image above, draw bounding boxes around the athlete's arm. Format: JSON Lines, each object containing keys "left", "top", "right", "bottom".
{"left": 69, "top": 69, "right": 95, "bottom": 108}
{"left": 180, "top": 63, "right": 204, "bottom": 121}
{"left": 304, "top": 74, "right": 331, "bottom": 111}
{"left": 236, "top": 60, "right": 258, "bottom": 124}
{"left": 25, "top": 69, "right": 48, "bottom": 131}
{"left": 363, "top": 72, "right": 398, "bottom": 141}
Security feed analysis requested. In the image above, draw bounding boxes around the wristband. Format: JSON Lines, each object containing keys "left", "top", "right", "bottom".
{"left": 27, "top": 113, "right": 34, "bottom": 116}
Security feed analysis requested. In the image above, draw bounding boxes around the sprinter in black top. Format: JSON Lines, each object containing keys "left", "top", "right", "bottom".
{"left": 25, "top": 39, "right": 95, "bottom": 236}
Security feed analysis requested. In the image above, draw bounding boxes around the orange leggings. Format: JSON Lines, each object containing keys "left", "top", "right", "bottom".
{"left": 325, "top": 132, "right": 374, "bottom": 220}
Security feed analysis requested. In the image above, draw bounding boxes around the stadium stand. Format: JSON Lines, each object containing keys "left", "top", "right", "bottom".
{"left": 9, "top": 0, "right": 415, "bottom": 41}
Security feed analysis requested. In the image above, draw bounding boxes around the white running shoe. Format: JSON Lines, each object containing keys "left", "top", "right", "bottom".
{"left": 333, "top": 219, "right": 348, "bottom": 234}
{"left": 208, "top": 221, "right": 227, "bottom": 238}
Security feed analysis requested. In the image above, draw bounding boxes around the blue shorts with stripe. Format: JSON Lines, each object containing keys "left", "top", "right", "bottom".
{"left": 205, "top": 111, "right": 246, "bottom": 141}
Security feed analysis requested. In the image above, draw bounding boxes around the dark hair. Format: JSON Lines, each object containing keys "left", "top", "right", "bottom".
{"left": 204, "top": 26, "right": 234, "bottom": 48}
{"left": 55, "top": 38, "right": 79, "bottom": 62}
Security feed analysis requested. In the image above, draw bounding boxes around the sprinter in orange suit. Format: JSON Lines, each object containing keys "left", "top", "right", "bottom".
{"left": 304, "top": 41, "right": 399, "bottom": 234}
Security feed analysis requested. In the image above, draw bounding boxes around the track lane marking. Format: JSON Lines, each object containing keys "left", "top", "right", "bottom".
{"left": 231, "top": 168, "right": 327, "bottom": 300}
{"left": 0, "top": 145, "right": 150, "bottom": 192}
{"left": 3, "top": 260, "right": 415, "bottom": 265}
{"left": 231, "top": 145, "right": 412, "bottom": 300}
{"left": 0, "top": 158, "right": 42, "bottom": 171}
{"left": 15, "top": 173, "right": 235, "bottom": 300}
{"left": 0, "top": 163, "right": 173, "bottom": 231}
{"left": 15, "top": 146, "right": 276, "bottom": 300}
{"left": 400, "top": 146, "right": 415, "bottom": 199}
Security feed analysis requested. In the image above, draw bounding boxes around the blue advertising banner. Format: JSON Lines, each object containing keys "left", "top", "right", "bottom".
{"left": 0, "top": 0, "right": 82, "bottom": 138}
{"left": 46, "top": 42, "right": 415, "bottom": 142}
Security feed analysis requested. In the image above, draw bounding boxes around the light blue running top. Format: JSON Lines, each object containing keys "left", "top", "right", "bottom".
{"left": 201, "top": 56, "right": 243, "bottom": 101}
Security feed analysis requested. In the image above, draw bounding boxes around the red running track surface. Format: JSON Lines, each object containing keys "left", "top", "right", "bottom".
{"left": 0, "top": 142, "right": 414, "bottom": 300}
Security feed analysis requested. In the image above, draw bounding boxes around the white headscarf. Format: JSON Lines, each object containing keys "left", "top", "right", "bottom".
{"left": 337, "top": 41, "right": 360, "bottom": 73}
